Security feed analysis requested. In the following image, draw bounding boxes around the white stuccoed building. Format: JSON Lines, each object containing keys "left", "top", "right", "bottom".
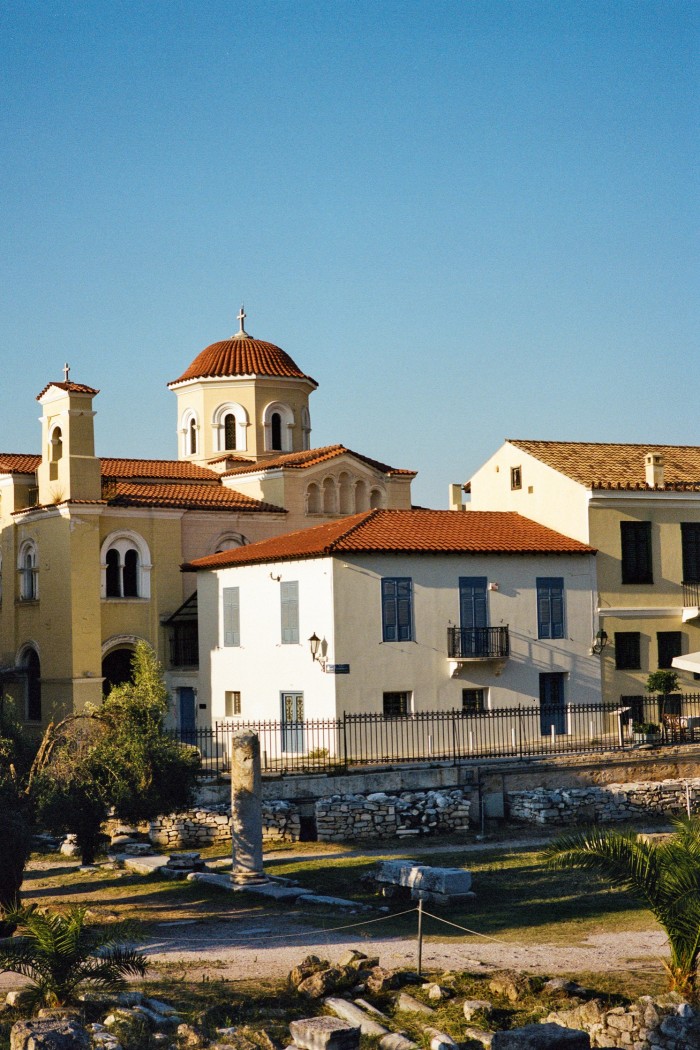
{"left": 187, "top": 508, "right": 602, "bottom": 749}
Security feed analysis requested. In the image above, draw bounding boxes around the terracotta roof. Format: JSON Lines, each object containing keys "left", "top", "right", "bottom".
{"left": 36, "top": 381, "right": 99, "bottom": 400}
{"left": 509, "top": 440, "right": 700, "bottom": 490}
{"left": 169, "top": 334, "right": 317, "bottom": 388}
{"left": 187, "top": 508, "right": 594, "bottom": 570}
{"left": 0, "top": 453, "right": 41, "bottom": 475}
{"left": 221, "top": 444, "right": 416, "bottom": 478}
{"left": 104, "top": 481, "right": 285, "bottom": 513}
{"left": 100, "top": 458, "right": 219, "bottom": 480}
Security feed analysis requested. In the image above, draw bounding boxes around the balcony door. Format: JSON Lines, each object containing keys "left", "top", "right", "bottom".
{"left": 539, "top": 672, "right": 566, "bottom": 735}
{"left": 178, "top": 686, "right": 196, "bottom": 743}
{"left": 459, "top": 577, "right": 488, "bottom": 656}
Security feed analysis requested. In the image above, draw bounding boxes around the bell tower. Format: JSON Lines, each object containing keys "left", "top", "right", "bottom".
{"left": 36, "top": 369, "right": 101, "bottom": 505}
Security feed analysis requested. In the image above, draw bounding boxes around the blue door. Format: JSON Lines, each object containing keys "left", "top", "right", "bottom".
{"left": 179, "top": 687, "right": 196, "bottom": 744}
{"left": 459, "top": 577, "right": 488, "bottom": 656}
{"left": 281, "top": 692, "right": 305, "bottom": 753}
{"left": 539, "top": 673, "right": 566, "bottom": 735}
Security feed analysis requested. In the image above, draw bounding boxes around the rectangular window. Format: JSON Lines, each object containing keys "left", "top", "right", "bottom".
{"left": 383, "top": 691, "right": 410, "bottom": 717}
{"left": 462, "top": 688, "right": 486, "bottom": 713}
{"left": 222, "top": 586, "right": 240, "bottom": 647}
{"left": 614, "top": 632, "right": 641, "bottom": 670}
{"left": 620, "top": 521, "right": 653, "bottom": 584}
{"left": 657, "top": 631, "right": 682, "bottom": 670}
{"left": 381, "top": 578, "right": 413, "bottom": 642}
{"left": 280, "top": 581, "right": 299, "bottom": 644}
{"left": 536, "top": 578, "right": 565, "bottom": 639}
{"left": 681, "top": 523, "right": 700, "bottom": 582}
{"left": 225, "top": 690, "right": 241, "bottom": 717}
{"left": 539, "top": 672, "right": 566, "bottom": 735}
{"left": 510, "top": 466, "right": 522, "bottom": 490}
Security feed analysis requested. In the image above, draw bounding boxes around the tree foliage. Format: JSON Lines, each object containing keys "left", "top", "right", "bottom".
{"left": 0, "top": 904, "right": 147, "bottom": 1010}
{"left": 0, "top": 704, "right": 40, "bottom": 935}
{"left": 646, "top": 670, "right": 680, "bottom": 697}
{"left": 35, "top": 643, "right": 200, "bottom": 863}
{"left": 543, "top": 816, "right": 700, "bottom": 996}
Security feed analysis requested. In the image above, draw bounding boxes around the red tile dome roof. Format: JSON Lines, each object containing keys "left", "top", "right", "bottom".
{"left": 169, "top": 312, "right": 317, "bottom": 388}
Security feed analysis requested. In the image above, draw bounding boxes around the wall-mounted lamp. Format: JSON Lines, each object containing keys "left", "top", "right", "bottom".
{"left": 591, "top": 629, "right": 609, "bottom": 655}
{"left": 308, "top": 632, "right": 326, "bottom": 668}
{"left": 270, "top": 572, "right": 282, "bottom": 582}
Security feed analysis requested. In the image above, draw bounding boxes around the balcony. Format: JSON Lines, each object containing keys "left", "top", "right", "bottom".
{"left": 682, "top": 581, "right": 700, "bottom": 622}
{"left": 447, "top": 625, "right": 509, "bottom": 677}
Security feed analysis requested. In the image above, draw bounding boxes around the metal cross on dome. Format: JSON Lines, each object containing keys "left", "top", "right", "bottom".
{"left": 237, "top": 305, "right": 247, "bottom": 334}
{"left": 63, "top": 362, "right": 70, "bottom": 383}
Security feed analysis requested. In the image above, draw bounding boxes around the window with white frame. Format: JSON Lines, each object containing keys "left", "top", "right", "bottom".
{"left": 101, "top": 532, "right": 151, "bottom": 599}
{"left": 212, "top": 403, "right": 248, "bottom": 454}
{"left": 180, "top": 410, "right": 199, "bottom": 457}
{"left": 225, "top": 690, "right": 242, "bottom": 717}
{"left": 18, "top": 540, "right": 38, "bottom": 601}
{"left": 263, "top": 402, "right": 294, "bottom": 452}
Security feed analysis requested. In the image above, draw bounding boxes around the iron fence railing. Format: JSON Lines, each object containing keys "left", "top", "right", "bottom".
{"left": 447, "top": 626, "right": 509, "bottom": 659}
{"left": 683, "top": 581, "right": 700, "bottom": 608}
{"left": 169, "top": 693, "right": 700, "bottom": 775}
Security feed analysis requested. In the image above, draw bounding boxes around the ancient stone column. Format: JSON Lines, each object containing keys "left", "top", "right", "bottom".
{"left": 230, "top": 730, "right": 267, "bottom": 884}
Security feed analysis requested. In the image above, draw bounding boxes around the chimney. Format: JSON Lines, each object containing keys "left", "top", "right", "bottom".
{"left": 448, "top": 483, "right": 465, "bottom": 511}
{"left": 645, "top": 453, "right": 664, "bottom": 488}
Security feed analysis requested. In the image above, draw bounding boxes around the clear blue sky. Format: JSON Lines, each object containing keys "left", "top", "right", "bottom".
{"left": 1, "top": 1, "right": 697, "bottom": 507}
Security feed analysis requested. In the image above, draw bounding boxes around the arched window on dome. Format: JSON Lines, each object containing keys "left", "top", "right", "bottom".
{"left": 101, "top": 532, "right": 151, "bottom": 599}
{"left": 306, "top": 483, "right": 321, "bottom": 514}
{"left": 301, "top": 407, "right": 311, "bottom": 451}
{"left": 263, "top": 402, "right": 294, "bottom": 453}
{"left": 180, "top": 410, "right": 200, "bottom": 458}
{"left": 212, "top": 403, "right": 248, "bottom": 454}
{"left": 224, "top": 414, "right": 237, "bottom": 451}
{"left": 271, "top": 413, "right": 282, "bottom": 451}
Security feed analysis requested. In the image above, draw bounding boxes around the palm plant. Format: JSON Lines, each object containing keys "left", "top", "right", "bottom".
{"left": 0, "top": 904, "right": 147, "bottom": 1010}
{"left": 543, "top": 816, "right": 700, "bottom": 996}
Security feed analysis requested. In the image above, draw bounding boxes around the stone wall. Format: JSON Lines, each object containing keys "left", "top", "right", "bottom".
{"left": 545, "top": 993, "right": 700, "bottom": 1049}
{"left": 507, "top": 777, "right": 700, "bottom": 826}
{"left": 149, "top": 801, "right": 300, "bottom": 848}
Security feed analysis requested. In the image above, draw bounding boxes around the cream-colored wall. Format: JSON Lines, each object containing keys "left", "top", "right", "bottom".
{"left": 468, "top": 443, "right": 591, "bottom": 543}
{"left": 175, "top": 374, "right": 314, "bottom": 464}
{"left": 197, "top": 550, "right": 601, "bottom": 726}
{"left": 179, "top": 509, "right": 290, "bottom": 600}
{"left": 590, "top": 493, "right": 700, "bottom": 700}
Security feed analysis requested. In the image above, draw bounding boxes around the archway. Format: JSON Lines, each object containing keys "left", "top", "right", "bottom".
{"left": 102, "top": 647, "right": 135, "bottom": 696}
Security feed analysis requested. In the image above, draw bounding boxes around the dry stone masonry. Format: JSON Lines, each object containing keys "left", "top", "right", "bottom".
{"left": 508, "top": 777, "right": 700, "bottom": 826}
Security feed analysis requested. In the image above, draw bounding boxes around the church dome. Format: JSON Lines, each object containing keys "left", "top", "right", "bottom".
{"left": 169, "top": 309, "right": 317, "bottom": 388}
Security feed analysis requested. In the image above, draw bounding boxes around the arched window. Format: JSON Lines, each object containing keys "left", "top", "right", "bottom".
{"left": 18, "top": 541, "right": 38, "bottom": 601}
{"left": 212, "top": 403, "right": 248, "bottom": 454}
{"left": 263, "top": 402, "right": 294, "bottom": 453}
{"left": 213, "top": 532, "right": 248, "bottom": 554}
{"left": 355, "top": 479, "right": 369, "bottom": 512}
{"left": 180, "top": 410, "right": 200, "bottom": 458}
{"left": 370, "top": 487, "right": 384, "bottom": 510}
{"left": 271, "top": 412, "right": 282, "bottom": 451}
{"left": 322, "top": 477, "right": 337, "bottom": 514}
{"left": 338, "top": 472, "right": 353, "bottom": 515}
{"left": 102, "top": 641, "right": 137, "bottom": 696}
{"left": 301, "top": 407, "right": 311, "bottom": 451}
{"left": 224, "top": 413, "right": 237, "bottom": 451}
{"left": 20, "top": 647, "right": 41, "bottom": 722}
{"left": 306, "top": 483, "right": 321, "bottom": 514}
{"left": 101, "top": 532, "right": 151, "bottom": 599}
{"left": 50, "top": 427, "right": 63, "bottom": 462}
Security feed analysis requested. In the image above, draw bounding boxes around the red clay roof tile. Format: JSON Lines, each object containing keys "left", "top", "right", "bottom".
{"left": 221, "top": 444, "right": 416, "bottom": 478}
{"left": 105, "top": 481, "right": 285, "bottom": 513}
{"left": 100, "top": 458, "right": 219, "bottom": 480}
{"left": 36, "top": 381, "right": 100, "bottom": 400}
{"left": 509, "top": 440, "right": 700, "bottom": 490}
{"left": 169, "top": 335, "right": 317, "bottom": 387}
{"left": 187, "top": 508, "right": 594, "bottom": 570}
{"left": 0, "top": 453, "right": 41, "bottom": 474}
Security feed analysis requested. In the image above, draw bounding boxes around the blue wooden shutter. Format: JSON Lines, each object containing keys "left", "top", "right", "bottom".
{"left": 382, "top": 578, "right": 412, "bottom": 642}
{"left": 382, "top": 578, "right": 398, "bottom": 642}
{"left": 459, "top": 578, "right": 488, "bottom": 629}
{"left": 223, "top": 586, "right": 240, "bottom": 647}
{"left": 536, "top": 578, "right": 564, "bottom": 639}
{"left": 281, "top": 581, "right": 299, "bottom": 643}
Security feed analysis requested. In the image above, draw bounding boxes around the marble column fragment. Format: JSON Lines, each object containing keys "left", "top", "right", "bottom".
{"left": 231, "top": 730, "right": 267, "bottom": 884}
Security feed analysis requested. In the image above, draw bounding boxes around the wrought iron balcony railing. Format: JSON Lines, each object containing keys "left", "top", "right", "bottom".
{"left": 447, "top": 625, "right": 510, "bottom": 660}
{"left": 682, "top": 581, "right": 700, "bottom": 609}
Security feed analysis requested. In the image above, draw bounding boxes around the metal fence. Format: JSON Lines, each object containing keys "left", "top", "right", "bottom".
{"left": 170, "top": 693, "right": 700, "bottom": 775}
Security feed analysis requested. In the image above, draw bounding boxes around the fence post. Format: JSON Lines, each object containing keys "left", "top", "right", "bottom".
{"left": 452, "top": 710, "right": 458, "bottom": 766}
{"left": 518, "top": 706, "right": 523, "bottom": 758}
{"left": 342, "top": 712, "right": 348, "bottom": 772}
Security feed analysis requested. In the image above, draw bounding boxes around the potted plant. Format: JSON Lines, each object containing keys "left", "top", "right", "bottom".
{"left": 632, "top": 721, "right": 661, "bottom": 743}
